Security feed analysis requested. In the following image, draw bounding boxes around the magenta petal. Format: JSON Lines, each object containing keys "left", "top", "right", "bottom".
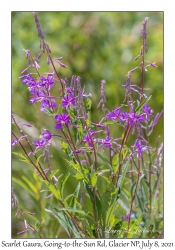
{"left": 55, "top": 123, "right": 62, "bottom": 130}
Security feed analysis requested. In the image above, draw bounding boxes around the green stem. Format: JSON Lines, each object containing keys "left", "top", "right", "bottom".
{"left": 126, "top": 157, "right": 141, "bottom": 237}
{"left": 148, "top": 150, "right": 152, "bottom": 214}
{"left": 115, "top": 124, "right": 132, "bottom": 187}
{"left": 66, "top": 125, "right": 81, "bottom": 166}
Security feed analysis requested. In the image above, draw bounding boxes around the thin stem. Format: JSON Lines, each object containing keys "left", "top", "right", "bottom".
{"left": 148, "top": 150, "right": 152, "bottom": 214}
{"left": 85, "top": 124, "right": 98, "bottom": 171}
{"left": 12, "top": 113, "right": 49, "bottom": 181}
{"left": 115, "top": 124, "right": 132, "bottom": 187}
{"left": 44, "top": 43, "right": 64, "bottom": 96}
{"left": 130, "top": 159, "right": 134, "bottom": 185}
{"left": 66, "top": 125, "right": 81, "bottom": 166}
{"left": 126, "top": 157, "right": 141, "bottom": 237}
{"left": 12, "top": 132, "right": 46, "bottom": 180}
{"left": 86, "top": 152, "right": 92, "bottom": 167}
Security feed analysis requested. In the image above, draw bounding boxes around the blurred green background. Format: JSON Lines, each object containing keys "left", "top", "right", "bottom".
{"left": 12, "top": 12, "right": 163, "bottom": 238}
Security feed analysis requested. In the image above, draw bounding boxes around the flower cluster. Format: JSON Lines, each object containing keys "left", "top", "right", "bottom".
{"left": 107, "top": 104, "right": 152, "bottom": 127}
{"left": 20, "top": 73, "right": 57, "bottom": 112}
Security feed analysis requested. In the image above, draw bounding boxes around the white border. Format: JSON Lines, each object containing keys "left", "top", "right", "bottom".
{"left": 0, "top": 0, "right": 174, "bottom": 248}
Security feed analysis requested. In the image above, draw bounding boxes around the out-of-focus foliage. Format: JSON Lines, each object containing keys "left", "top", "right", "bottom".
{"left": 12, "top": 12, "right": 163, "bottom": 238}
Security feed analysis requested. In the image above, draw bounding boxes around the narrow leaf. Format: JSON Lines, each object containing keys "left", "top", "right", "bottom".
{"left": 91, "top": 172, "right": 98, "bottom": 187}
{"left": 59, "top": 207, "right": 86, "bottom": 215}
{"left": 60, "top": 173, "right": 70, "bottom": 199}
{"left": 36, "top": 154, "right": 44, "bottom": 167}
{"left": 117, "top": 158, "right": 129, "bottom": 190}
{"left": 41, "top": 179, "right": 60, "bottom": 199}
{"left": 131, "top": 182, "right": 137, "bottom": 197}
{"left": 135, "top": 95, "right": 152, "bottom": 114}
{"left": 21, "top": 176, "right": 38, "bottom": 194}
{"left": 97, "top": 153, "right": 113, "bottom": 171}
{"left": 112, "top": 154, "right": 119, "bottom": 174}
{"left": 12, "top": 177, "right": 35, "bottom": 198}
{"left": 50, "top": 169, "right": 60, "bottom": 180}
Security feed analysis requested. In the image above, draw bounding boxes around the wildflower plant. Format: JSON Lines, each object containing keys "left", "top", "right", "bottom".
{"left": 12, "top": 12, "right": 163, "bottom": 239}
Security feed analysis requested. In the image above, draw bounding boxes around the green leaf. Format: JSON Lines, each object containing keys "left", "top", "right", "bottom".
{"left": 59, "top": 207, "right": 86, "bottom": 215}
{"left": 135, "top": 95, "right": 152, "bottom": 115}
{"left": 12, "top": 152, "right": 33, "bottom": 166}
{"left": 91, "top": 172, "right": 98, "bottom": 187}
{"left": 85, "top": 98, "right": 92, "bottom": 121}
{"left": 21, "top": 176, "right": 38, "bottom": 194}
{"left": 41, "top": 179, "right": 61, "bottom": 199}
{"left": 153, "top": 178, "right": 159, "bottom": 194}
{"left": 84, "top": 182, "right": 102, "bottom": 220}
{"left": 141, "top": 178, "right": 149, "bottom": 205}
{"left": 131, "top": 182, "right": 137, "bottom": 197}
{"left": 74, "top": 172, "right": 84, "bottom": 180}
{"left": 69, "top": 183, "right": 81, "bottom": 216}
{"left": 122, "top": 188, "right": 131, "bottom": 201}
{"left": 112, "top": 154, "right": 119, "bottom": 174}
{"left": 72, "top": 126, "right": 78, "bottom": 142}
{"left": 45, "top": 208, "right": 72, "bottom": 237}
{"left": 97, "top": 153, "right": 113, "bottom": 171}
{"left": 84, "top": 181, "right": 94, "bottom": 204}
{"left": 136, "top": 193, "right": 144, "bottom": 212}
{"left": 49, "top": 169, "right": 60, "bottom": 180}
{"left": 118, "top": 198, "right": 129, "bottom": 212}
{"left": 101, "top": 191, "right": 112, "bottom": 226}
{"left": 65, "top": 160, "right": 81, "bottom": 171}
{"left": 85, "top": 98, "right": 92, "bottom": 111}
{"left": 60, "top": 173, "right": 70, "bottom": 199}
{"left": 78, "top": 168, "right": 89, "bottom": 182}
{"left": 18, "top": 159, "right": 33, "bottom": 166}
{"left": 127, "top": 217, "right": 142, "bottom": 238}
{"left": 35, "top": 220, "right": 44, "bottom": 232}
{"left": 12, "top": 152, "right": 28, "bottom": 160}
{"left": 114, "top": 220, "right": 123, "bottom": 229}
{"left": 60, "top": 141, "right": 69, "bottom": 153}
{"left": 117, "top": 158, "right": 130, "bottom": 190}
{"left": 12, "top": 177, "right": 35, "bottom": 198}
{"left": 99, "top": 175, "right": 111, "bottom": 184}
{"left": 74, "top": 182, "right": 80, "bottom": 199}
{"left": 66, "top": 160, "right": 89, "bottom": 182}
{"left": 96, "top": 196, "right": 102, "bottom": 220}
{"left": 45, "top": 106, "right": 54, "bottom": 116}
{"left": 106, "top": 200, "right": 118, "bottom": 228}
{"left": 35, "top": 154, "right": 44, "bottom": 167}
{"left": 103, "top": 121, "right": 124, "bottom": 127}
{"left": 63, "top": 193, "right": 74, "bottom": 202}
{"left": 77, "top": 120, "right": 84, "bottom": 141}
